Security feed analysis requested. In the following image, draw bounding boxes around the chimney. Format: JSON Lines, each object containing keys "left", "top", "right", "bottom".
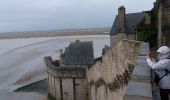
{"left": 118, "top": 6, "right": 126, "bottom": 33}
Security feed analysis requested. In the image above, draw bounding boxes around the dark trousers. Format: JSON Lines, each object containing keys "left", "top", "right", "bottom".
{"left": 160, "top": 88, "right": 170, "bottom": 100}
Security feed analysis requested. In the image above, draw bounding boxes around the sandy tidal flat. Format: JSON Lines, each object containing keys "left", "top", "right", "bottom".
{"left": 0, "top": 35, "right": 110, "bottom": 92}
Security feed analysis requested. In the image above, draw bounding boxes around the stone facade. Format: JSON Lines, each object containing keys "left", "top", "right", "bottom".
{"left": 87, "top": 35, "right": 141, "bottom": 100}
{"left": 155, "top": 0, "right": 170, "bottom": 47}
{"left": 44, "top": 34, "right": 154, "bottom": 100}
{"left": 43, "top": 3, "right": 163, "bottom": 100}
{"left": 110, "top": 34, "right": 136, "bottom": 45}
{"left": 44, "top": 56, "right": 89, "bottom": 100}
{"left": 110, "top": 6, "right": 151, "bottom": 44}
{"left": 44, "top": 40, "right": 94, "bottom": 100}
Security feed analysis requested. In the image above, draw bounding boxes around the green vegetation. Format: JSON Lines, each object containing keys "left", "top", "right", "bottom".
{"left": 15, "top": 79, "right": 47, "bottom": 94}
{"left": 137, "top": 27, "right": 158, "bottom": 49}
{"left": 48, "top": 93, "right": 55, "bottom": 100}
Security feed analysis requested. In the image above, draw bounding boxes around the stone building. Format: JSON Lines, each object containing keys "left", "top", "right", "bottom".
{"left": 152, "top": 0, "right": 170, "bottom": 47}
{"left": 44, "top": 36, "right": 152, "bottom": 100}
{"left": 43, "top": 1, "right": 165, "bottom": 100}
{"left": 44, "top": 40, "right": 94, "bottom": 100}
{"left": 110, "top": 6, "right": 151, "bottom": 44}
{"left": 111, "top": 2, "right": 170, "bottom": 48}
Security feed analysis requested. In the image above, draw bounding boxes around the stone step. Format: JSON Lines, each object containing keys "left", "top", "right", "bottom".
{"left": 124, "top": 95, "right": 152, "bottom": 100}
{"left": 125, "top": 82, "right": 152, "bottom": 97}
{"left": 140, "top": 47, "right": 149, "bottom": 50}
{"left": 141, "top": 42, "right": 149, "bottom": 46}
{"left": 137, "top": 55, "right": 146, "bottom": 59}
{"left": 136, "top": 58, "right": 147, "bottom": 63}
{"left": 136, "top": 59, "right": 148, "bottom": 64}
{"left": 139, "top": 51, "right": 148, "bottom": 55}
{"left": 132, "top": 65, "right": 151, "bottom": 76}
{"left": 140, "top": 48, "right": 149, "bottom": 52}
{"left": 140, "top": 45, "right": 149, "bottom": 48}
{"left": 131, "top": 75, "right": 151, "bottom": 83}
{"left": 135, "top": 63, "right": 149, "bottom": 68}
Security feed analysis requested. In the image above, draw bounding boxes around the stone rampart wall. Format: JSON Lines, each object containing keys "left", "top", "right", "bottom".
{"left": 87, "top": 37, "right": 141, "bottom": 100}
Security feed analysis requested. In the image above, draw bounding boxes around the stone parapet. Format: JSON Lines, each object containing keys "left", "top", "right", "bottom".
{"left": 48, "top": 66, "right": 86, "bottom": 78}
{"left": 87, "top": 35, "right": 141, "bottom": 100}
{"left": 44, "top": 57, "right": 86, "bottom": 78}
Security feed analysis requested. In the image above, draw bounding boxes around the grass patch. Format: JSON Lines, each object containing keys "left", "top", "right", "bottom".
{"left": 48, "top": 93, "right": 56, "bottom": 100}
{"left": 15, "top": 79, "right": 48, "bottom": 94}
{"left": 137, "top": 27, "right": 158, "bottom": 49}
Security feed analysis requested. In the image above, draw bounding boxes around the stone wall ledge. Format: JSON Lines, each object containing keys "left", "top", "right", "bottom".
{"left": 44, "top": 56, "right": 86, "bottom": 78}
{"left": 47, "top": 66, "right": 86, "bottom": 78}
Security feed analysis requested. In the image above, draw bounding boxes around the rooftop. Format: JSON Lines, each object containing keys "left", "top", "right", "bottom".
{"left": 110, "top": 12, "right": 145, "bottom": 35}
{"left": 61, "top": 40, "right": 94, "bottom": 65}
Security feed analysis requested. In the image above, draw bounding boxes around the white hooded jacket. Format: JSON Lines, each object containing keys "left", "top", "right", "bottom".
{"left": 146, "top": 46, "right": 170, "bottom": 89}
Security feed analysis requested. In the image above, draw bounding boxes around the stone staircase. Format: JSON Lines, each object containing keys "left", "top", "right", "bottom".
{"left": 123, "top": 42, "right": 153, "bottom": 100}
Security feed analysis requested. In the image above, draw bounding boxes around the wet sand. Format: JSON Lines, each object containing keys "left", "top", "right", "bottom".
{"left": 0, "top": 28, "right": 110, "bottom": 39}
{"left": 0, "top": 35, "right": 110, "bottom": 100}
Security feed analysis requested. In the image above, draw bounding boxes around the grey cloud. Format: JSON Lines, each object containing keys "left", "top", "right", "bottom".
{"left": 0, "top": 0, "right": 155, "bottom": 33}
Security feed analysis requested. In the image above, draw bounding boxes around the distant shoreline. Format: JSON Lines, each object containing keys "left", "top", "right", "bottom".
{"left": 0, "top": 28, "right": 110, "bottom": 39}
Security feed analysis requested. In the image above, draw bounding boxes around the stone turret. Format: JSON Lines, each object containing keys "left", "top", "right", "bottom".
{"left": 118, "top": 6, "right": 126, "bottom": 33}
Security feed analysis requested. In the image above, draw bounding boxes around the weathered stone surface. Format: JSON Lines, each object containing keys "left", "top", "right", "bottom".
{"left": 125, "top": 82, "right": 152, "bottom": 97}
{"left": 62, "top": 78, "right": 74, "bottom": 100}
{"left": 139, "top": 51, "right": 148, "bottom": 55}
{"left": 136, "top": 59, "right": 148, "bottom": 64}
{"left": 132, "top": 66, "right": 151, "bottom": 76}
{"left": 48, "top": 66, "right": 86, "bottom": 78}
{"left": 124, "top": 95, "right": 152, "bottom": 100}
{"left": 44, "top": 33, "right": 152, "bottom": 100}
{"left": 44, "top": 52, "right": 88, "bottom": 100}
{"left": 75, "top": 79, "right": 89, "bottom": 100}
{"left": 96, "top": 85, "right": 107, "bottom": 100}
{"left": 156, "top": 0, "right": 170, "bottom": 47}
{"left": 140, "top": 47, "right": 149, "bottom": 52}
{"left": 55, "top": 78, "right": 61, "bottom": 100}
{"left": 141, "top": 42, "right": 149, "bottom": 46}
{"left": 124, "top": 43, "right": 152, "bottom": 100}
{"left": 87, "top": 38, "right": 141, "bottom": 100}
{"left": 137, "top": 55, "right": 146, "bottom": 59}
{"left": 131, "top": 75, "right": 151, "bottom": 83}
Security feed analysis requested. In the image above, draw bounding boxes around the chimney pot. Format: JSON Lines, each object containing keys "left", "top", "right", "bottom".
{"left": 118, "top": 5, "right": 126, "bottom": 33}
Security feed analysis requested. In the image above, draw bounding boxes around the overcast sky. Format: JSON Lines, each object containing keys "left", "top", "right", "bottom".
{"left": 0, "top": 0, "right": 155, "bottom": 33}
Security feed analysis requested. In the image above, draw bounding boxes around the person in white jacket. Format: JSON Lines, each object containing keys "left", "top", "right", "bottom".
{"left": 146, "top": 46, "right": 170, "bottom": 100}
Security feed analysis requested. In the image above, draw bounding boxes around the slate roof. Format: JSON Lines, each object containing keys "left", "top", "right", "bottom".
{"left": 61, "top": 40, "right": 94, "bottom": 65}
{"left": 110, "top": 12, "right": 145, "bottom": 35}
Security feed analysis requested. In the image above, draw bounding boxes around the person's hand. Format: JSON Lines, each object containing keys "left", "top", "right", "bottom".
{"left": 145, "top": 53, "right": 150, "bottom": 60}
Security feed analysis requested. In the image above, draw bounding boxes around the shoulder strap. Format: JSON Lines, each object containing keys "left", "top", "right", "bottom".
{"left": 160, "top": 69, "right": 170, "bottom": 78}
{"left": 155, "top": 59, "right": 170, "bottom": 83}
{"left": 165, "top": 69, "right": 170, "bottom": 74}
{"left": 156, "top": 68, "right": 170, "bottom": 83}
